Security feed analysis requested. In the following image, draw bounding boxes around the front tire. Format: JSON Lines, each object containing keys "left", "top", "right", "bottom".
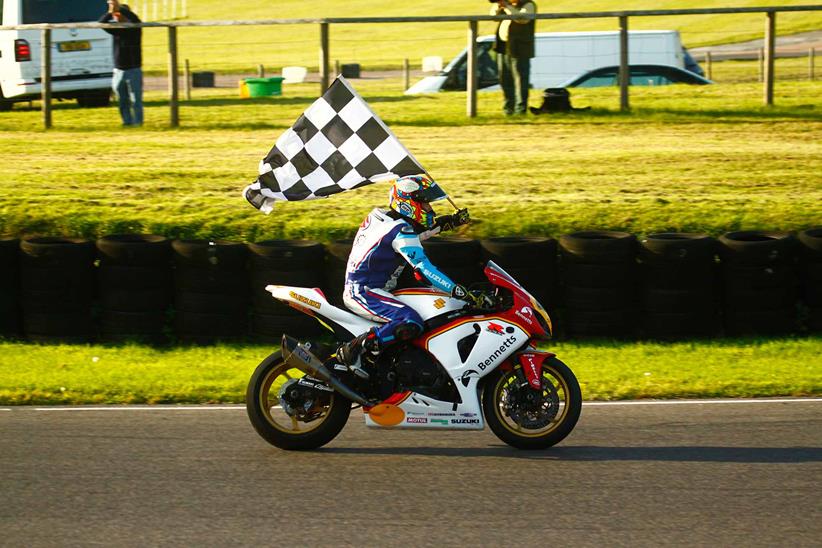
{"left": 246, "top": 350, "right": 351, "bottom": 450}
{"left": 483, "top": 357, "right": 581, "bottom": 449}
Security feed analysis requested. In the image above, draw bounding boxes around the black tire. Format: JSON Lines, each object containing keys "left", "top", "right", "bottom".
{"left": 172, "top": 239, "right": 248, "bottom": 269}
{"left": 800, "top": 262, "right": 822, "bottom": 305}
{"left": 20, "top": 237, "right": 95, "bottom": 267}
{"left": 100, "top": 288, "right": 170, "bottom": 312}
{"left": 422, "top": 236, "right": 481, "bottom": 265}
{"left": 724, "top": 286, "right": 797, "bottom": 311}
{"left": 718, "top": 231, "right": 795, "bottom": 265}
{"left": 561, "top": 261, "right": 634, "bottom": 288}
{"left": 641, "top": 263, "right": 717, "bottom": 291}
{"left": 251, "top": 312, "right": 325, "bottom": 341}
{"left": 174, "top": 291, "right": 248, "bottom": 314}
{"left": 482, "top": 356, "right": 581, "bottom": 450}
{"left": 797, "top": 227, "right": 822, "bottom": 259}
{"left": 641, "top": 310, "right": 720, "bottom": 339}
{"left": 480, "top": 237, "right": 557, "bottom": 266}
{"left": 563, "top": 308, "right": 636, "bottom": 337}
{"left": 564, "top": 285, "right": 634, "bottom": 311}
{"left": 23, "top": 311, "right": 93, "bottom": 341}
{"left": 248, "top": 240, "right": 325, "bottom": 270}
{"left": 96, "top": 234, "right": 170, "bottom": 267}
{"left": 639, "top": 233, "right": 716, "bottom": 265}
{"left": 246, "top": 350, "right": 351, "bottom": 450}
{"left": 721, "top": 264, "right": 795, "bottom": 290}
{"left": 99, "top": 265, "right": 171, "bottom": 290}
{"left": 174, "top": 310, "right": 248, "bottom": 342}
{"left": 326, "top": 239, "right": 353, "bottom": 265}
{"left": 724, "top": 307, "right": 796, "bottom": 336}
{"left": 641, "top": 288, "right": 717, "bottom": 313}
{"left": 100, "top": 310, "right": 167, "bottom": 341}
{"left": 559, "top": 231, "right": 637, "bottom": 263}
{"left": 174, "top": 267, "right": 247, "bottom": 294}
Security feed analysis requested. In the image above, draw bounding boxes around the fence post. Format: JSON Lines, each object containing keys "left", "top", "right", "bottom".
{"left": 403, "top": 58, "right": 410, "bottom": 91}
{"left": 334, "top": 59, "right": 340, "bottom": 78}
{"left": 705, "top": 50, "right": 713, "bottom": 80}
{"left": 467, "top": 19, "right": 478, "bottom": 118}
{"left": 184, "top": 58, "right": 191, "bottom": 100}
{"left": 257, "top": 64, "right": 265, "bottom": 78}
{"left": 764, "top": 11, "right": 775, "bottom": 106}
{"left": 41, "top": 28, "right": 52, "bottom": 129}
{"left": 758, "top": 47, "right": 764, "bottom": 83}
{"left": 168, "top": 26, "right": 179, "bottom": 127}
{"left": 810, "top": 47, "right": 816, "bottom": 81}
{"left": 320, "top": 22, "right": 330, "bottom": 93}
{"left": 618, "top": 15, "right": 629, "bottom": 112}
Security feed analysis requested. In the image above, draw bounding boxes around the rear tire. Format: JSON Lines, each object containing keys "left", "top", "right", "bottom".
{"left": 246, "top": 350, "right": 351, "bottom": 450}
{"left": 483, "top": 357, "right": 581, "bottom": 449}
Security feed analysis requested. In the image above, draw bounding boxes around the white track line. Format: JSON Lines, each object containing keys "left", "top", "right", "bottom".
{"left": 0, "top": 398, "right": 816, "bottom": 413}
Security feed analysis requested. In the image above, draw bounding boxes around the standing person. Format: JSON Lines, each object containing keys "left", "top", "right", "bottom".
{"left": 99, "top": 0, "right": 143, "bottom": 126}
{"left": 490, "top": 0, "right": 537, "bottom": 115}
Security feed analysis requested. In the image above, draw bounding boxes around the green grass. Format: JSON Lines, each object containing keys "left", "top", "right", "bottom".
{"left": 1, "top": 68, "right": 820, "bottom": 242}
{"left": 0, "top": 337, "right": 819, "bottom": 404}
{"left": 135, "top": 0, "right": 822, "bottom": 73}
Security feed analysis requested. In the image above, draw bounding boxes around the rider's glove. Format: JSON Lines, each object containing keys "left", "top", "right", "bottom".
{"left": 436, "top": 209, "right": 470, "bottom": 232}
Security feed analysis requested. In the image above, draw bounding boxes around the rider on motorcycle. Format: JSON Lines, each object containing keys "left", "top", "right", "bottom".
{"left": 335, "top": 174, "right": 474, "bottom": 378}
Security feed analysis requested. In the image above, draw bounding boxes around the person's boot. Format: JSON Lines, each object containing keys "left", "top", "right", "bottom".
{"left": 336, "top": 330, "right": 379, "bottom": 380}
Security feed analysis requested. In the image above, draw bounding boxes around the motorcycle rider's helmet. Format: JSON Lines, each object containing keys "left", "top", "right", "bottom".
{"left": 388, "top": 174, "right": 448, "bottom": 228}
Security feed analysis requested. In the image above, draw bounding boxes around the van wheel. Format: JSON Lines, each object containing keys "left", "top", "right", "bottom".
{"left": 77, "top": 91, "right": 111, "bottom": 108}
{"left": 0, "top": 100, "right": 12, "bottom": 112}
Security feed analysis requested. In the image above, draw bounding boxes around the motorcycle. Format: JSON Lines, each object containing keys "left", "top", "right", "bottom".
{"left": 246, "top": 261, "right": 581, "bottom": 450}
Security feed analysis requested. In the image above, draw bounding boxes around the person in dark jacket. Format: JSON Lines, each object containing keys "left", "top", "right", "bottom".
{"left": 99, "top": 0, "right": 143, "bottom": 126}
{"left": 490, "top": 0, "right": 537, "bottom": 115}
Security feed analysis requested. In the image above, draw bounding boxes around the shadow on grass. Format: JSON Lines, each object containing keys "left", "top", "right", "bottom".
{"left": 322, "top": 444, "right": 822, "bottom": 463}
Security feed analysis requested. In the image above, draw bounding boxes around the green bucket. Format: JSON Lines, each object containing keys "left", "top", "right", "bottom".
{"left": 245, "top": 77, "right": 284, "bottom": 97}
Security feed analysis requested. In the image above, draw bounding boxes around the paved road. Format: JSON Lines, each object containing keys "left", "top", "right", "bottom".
{"left": 1, "top": 399, "right": 820, "bottom": 547}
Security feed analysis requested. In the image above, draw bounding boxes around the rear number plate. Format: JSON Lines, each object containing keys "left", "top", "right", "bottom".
{"left": 58, "top": 40, "right": 91, "bottom": 52}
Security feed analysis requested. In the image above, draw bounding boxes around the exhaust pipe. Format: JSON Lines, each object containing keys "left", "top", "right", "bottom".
{"left": 281, "top": 335, "right": 369, "bottom": 406}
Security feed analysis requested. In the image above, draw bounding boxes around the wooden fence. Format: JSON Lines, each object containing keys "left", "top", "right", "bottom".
{"left": 1, "top": 5, "right": 821, "bottom": 128}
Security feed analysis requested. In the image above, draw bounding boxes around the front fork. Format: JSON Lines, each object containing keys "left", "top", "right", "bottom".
{"left": 501, "top": 350, "right": 557, "bottom": 390}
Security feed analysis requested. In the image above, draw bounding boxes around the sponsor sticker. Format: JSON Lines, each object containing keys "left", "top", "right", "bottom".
{"left": 487, "top": 322, "right": 505, "bottom": 335}
{"left": 451, "top": 418, "right": 480, "bottom": 425}
{"left": 406, "top": 417, "right": 428, "bottom": 424}
{"left": 431, "top": 419, "right": 449, "bottom": 425}
{"left": 289, "top": 291, "right": 321, "bottom": 309}
{"left": 515, "top": 306, "right": 535, "bottom": 325}
{"left": 477, "top": 335, "right": 518, "bottom": 370}
{"left": 433, "top": 298, "right": 446, "bottom": 310}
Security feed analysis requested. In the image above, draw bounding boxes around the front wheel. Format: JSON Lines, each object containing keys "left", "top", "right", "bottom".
{"left": 246, "top": 350, "right": 351, "bottom": 450}
{"left": 483, "top": 357, "right": 581, "bottom": 450}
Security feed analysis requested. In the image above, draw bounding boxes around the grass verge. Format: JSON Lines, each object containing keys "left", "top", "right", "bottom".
{"left": 0, "top": 337, "right": 819, "bottom": 405}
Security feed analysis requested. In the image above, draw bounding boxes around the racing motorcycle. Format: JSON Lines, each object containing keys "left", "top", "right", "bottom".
{"left": 246, "top": 261, "right": 581, "bottom": 451}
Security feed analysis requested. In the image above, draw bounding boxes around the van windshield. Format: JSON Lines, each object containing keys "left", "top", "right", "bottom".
{"left": 23, "top": 0, "right": 106, "bottom": 24}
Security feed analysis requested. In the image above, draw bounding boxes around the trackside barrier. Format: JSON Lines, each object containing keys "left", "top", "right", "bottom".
{"left": 1, "top": 228, "right": 820, "bottom": 343}
{"left": 2, "top": 5, "right": 821, "bottom": 127}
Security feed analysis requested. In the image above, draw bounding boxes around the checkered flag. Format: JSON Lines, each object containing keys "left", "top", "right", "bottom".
{"left": 244, "top": 76, "right": 425, "bottom": 214}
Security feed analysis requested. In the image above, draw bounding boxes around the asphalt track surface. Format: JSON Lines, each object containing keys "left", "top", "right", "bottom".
{"left": 2, "top": 399, "right": 820, "bottom": 547}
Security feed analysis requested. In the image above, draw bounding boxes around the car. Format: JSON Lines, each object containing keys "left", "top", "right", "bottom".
{"left": 560, "top": 64, "right": 713, "bottom": 88}
{"left": 1, "top": 0, "right": 114, "bottom": 111}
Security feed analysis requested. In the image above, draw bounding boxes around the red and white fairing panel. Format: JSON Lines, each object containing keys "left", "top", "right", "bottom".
{"left": 392, "top": 289, "right": 465, "bottom": 321}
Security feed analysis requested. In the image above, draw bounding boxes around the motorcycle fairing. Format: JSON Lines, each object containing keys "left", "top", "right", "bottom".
{"left": 265, "top": 285, "right": 378, "bottom": 339}
{"left": 364, "top": 316, "right": 530, "bottom": 430}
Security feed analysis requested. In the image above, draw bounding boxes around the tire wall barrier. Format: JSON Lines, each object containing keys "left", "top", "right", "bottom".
{"left": 97, "top": 234, "right": 171, "bottom": 343}
{"left": 0, "top": 228, "right": 820, "bottom": 343}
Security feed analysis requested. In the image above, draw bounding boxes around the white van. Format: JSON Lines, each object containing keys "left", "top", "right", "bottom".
{"left": 1, "top": 0, "right": 114, "bottom": 111}
{"left": 406, "top": 30, "right": 703, "bottom": 94}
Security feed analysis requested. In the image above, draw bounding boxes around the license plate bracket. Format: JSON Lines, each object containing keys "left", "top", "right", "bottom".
{"left": 57, "top": 40, "right": 91, "bottom": 53}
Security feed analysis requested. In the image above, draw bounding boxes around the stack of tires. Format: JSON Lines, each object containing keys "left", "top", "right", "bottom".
{"left": 797, "top": 228, "right": 822, "bottom": 332}
{"left": 719, "top": 231, "right": 797, "bottom": 336}
{"left": 97, "top": 235, "right": 172, "bottom": 342}
{"left": 0, "top": 238, "right": 20, "bottom": 336}
{"left": 20, "top": 237, "right": 95, "bottom": 342}
{"left": 638, "top": 233, "right": 720, "bottom": 339}
{"left": 480, "top": 237, "right": 558, "bottom": 308}
{"left": 559, "top": 231, "right": 638, "bottom": 338}
{"left": 172, "top": 240, "right": 249, "bottom": 343}
{"left": 324, "top": 239, "right": 353, "bottom": 308}
{"left": 422, "top": 236, "right": 486, "bottom": 288}
{"left": 248, "top": 240, "right": 326, "bottom": 341}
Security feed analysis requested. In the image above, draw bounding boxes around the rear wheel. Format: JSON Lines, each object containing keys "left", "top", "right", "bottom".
{"left": 246, "top": 350, "right": 351, "bottom": 450}
{"left": 483, "top": 357, "right": 581, "bottom": 449}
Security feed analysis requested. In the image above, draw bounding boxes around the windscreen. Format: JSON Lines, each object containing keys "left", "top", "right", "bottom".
{"left": 23, "top": 0, "right": 107, "bottom": 24}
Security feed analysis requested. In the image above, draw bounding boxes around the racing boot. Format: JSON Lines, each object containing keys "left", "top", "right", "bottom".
{"left": 335, "top": 329, "right": 379, "bottom": 380}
